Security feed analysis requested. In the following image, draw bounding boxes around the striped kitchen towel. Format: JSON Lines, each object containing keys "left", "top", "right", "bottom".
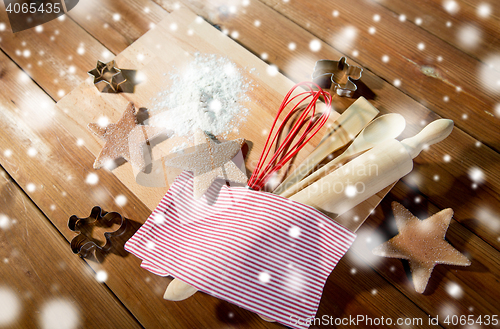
{"left": 125, "top": 171, "right": 356, "bottom": 329}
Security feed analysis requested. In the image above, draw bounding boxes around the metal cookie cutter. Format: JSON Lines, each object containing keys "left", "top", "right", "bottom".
{"left": 87, "top": 60, "right": 127, "bottom": 93}
{"left": 68, "top": 206, "right": 128, "bottom": 259}
{"left": 312, "top": 57, "right": 363, "bottom": 97}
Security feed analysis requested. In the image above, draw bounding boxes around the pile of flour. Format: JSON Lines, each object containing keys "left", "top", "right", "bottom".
{"left": 149, "top": 53, "right": 251, "bottom": 138}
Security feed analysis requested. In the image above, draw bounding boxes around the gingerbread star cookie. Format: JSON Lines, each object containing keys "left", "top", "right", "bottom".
{"left": 164, "top": 129, "right": 248, "bottom": 199}
{"left": 88, "top": 102, "right": 165, "bottom": 172}
{"left": 372, "top": 202, "right": 471, "bottom": 294}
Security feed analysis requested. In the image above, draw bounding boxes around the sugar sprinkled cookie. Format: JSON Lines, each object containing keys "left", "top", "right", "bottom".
{"left": 164, "top": 129, "right": 247, "bottom": 199}
{"left": 372, "top": 202, "right": 471, "bottom": 293}
{"left": 88, "top": 102, "right": 165, "bottom": 172}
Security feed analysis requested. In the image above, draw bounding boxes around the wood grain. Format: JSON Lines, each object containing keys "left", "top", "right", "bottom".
{"left": 0, "top": 168, "right": 141, "bottom": 329}
{"left": 0, "top": 0, "right": 499, "bottom": 327}
{"left": 260, "top": 0, "right": 500, "bottom": 152}
{"left": 0, "top": 4, "right": 424, "bottom": 328}
{"left": 178, "top": 0, "right": 500, "bottom": 252}
{"left": 0, "top": 1, "right": 106, "bottom": 101}
{"left": 67, "top": 0, "right": 168, "bottom": 55}
{"left": 371, "top": 0, "right": 500, "bottom": 63}
{"left": 353, "top": 181, "right": 500, "bottom": 326}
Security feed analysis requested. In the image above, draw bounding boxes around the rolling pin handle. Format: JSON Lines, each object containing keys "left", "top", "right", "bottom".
{"left": 401, "top": 119, "right": 454, "bottom": 159}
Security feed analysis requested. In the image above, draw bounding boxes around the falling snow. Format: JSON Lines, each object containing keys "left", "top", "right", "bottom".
{"left": 97, "top": 116, "right": 109, "bottom": 127}
{"left": 468, "top": 167, "right": 485, "bottom": 183}
{"left": 259, "top": 272, "right": 271, "bottom": 283}
{"left": 289, "top": 226, "right": 301, "bottom": 238}
{"left": 480, "top": 54, "right": 500, "bottom": 93}
{"left": 27, "top": 147, "right": 38, "bottom": 157}
{"left": 0, "top": 214, "right": 11, "bottom": 230}
{"left": 309, "top": 39, "right": 321, "bottom": 52}
{"left": 445, "top": 282, "right": 463, "bottom": 298}
{"left": 443, "top": 0, "right": 460, "bottom": 15}
{"left": 39, "top": 299, "right": 80, "bottom": 329}
{"left": 0, "top": 287, "right": 21, "bottom": 326}
{"left": 27, "top": 183, "right": 36, "bottom": 192}
{"left": 96, "top": 270, "right": 108, "bottom": 282}
{"left": 115, "top": 195, "right": 127, "bottom": 207}
{"left": 458, "top": 25, "right": 481, "bottom": 49}
{"left": 477, "top": 3, "right": 491, "bottom": 18}
{"left": 153, "top": 213, "right": 166, "bottom": 225}
{"left": 146, "top": 241, "right": 155, "bottom": 250}
{"left": 345, "top": 185, "right": 357, "bottom": 197}
{"left": 85, "top": 173, "right": 99, "bottom": 185}
{"left": 333, "top": 26, "right": 357, "bottom": 51}
{"left": 267, "top": 64, "right": 279, "bottom": 76}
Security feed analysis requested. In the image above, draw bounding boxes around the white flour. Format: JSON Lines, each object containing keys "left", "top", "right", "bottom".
{"left": 149, "top": 53, "right": 251, "bottom": 138}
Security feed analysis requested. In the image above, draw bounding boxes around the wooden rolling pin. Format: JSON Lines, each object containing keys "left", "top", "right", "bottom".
{"left": 165, "top": 119, "right": 454, "bottom": 309}
{"left": 290, "top": 119, "right": 454, "bottom": 217}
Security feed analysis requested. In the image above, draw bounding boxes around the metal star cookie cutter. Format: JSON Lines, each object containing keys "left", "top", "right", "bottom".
{"left": 312, "top": 57, "right": 363, "bottom": 97}
{"left": 68, "top": 206, "right": 128, "bottom": 259}
{"left": 88, "top": 60, "right": 127, "bottom": 93}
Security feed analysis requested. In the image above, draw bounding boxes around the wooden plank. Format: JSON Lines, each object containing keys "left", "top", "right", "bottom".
{"left": 353, "top": 181, "right": 500, "bottom": 326}
{"left": 0, "top": 168, "right": 142, "bottom": 329}
{"left": 0, "top": 0, "right": 497, "bottom": 327}
{"left": 258, "top": 0, "right": 500, "bottom": 152}
{"left": 460, "top": 0, "right": 500, "bottom": 19}
{"left": 55, "top": 6, "right": 395, "bottom": 229}
{"left": 0, "top": 5, "right": 431, "bottom": 327}
{"left": 0, "top": 49, "right": 270, "bottom": 329}
{"left": 370, "top": 0, "right": 500, "bottom": 63}
{"left": 177, "top": 0, "right": 500, "bottom": 253}
{"left": 0, "top": 67, "right": 433, "bottom": 325}
{"left": 67, "top": 0, "right": 168, "bottom": 55}
{"left": 0, "top": 1, "right": 109, "bottom": 101}
{"left": 317, "top": 250, "right": 437, "bottom": 328}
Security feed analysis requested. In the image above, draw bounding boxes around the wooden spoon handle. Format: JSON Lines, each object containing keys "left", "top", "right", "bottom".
{"left": 273, "top": 97, "right": 378, "bottom": 195}
{"left": 163, "top": 278, "right": 198, "bottom": 301}
{"left": 280, "top": 151, "right": 346, "bottom": 198}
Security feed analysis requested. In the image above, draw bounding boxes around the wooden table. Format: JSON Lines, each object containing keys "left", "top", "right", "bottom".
{"left": 0, "top": 0, "right": 499, "bottom": 328}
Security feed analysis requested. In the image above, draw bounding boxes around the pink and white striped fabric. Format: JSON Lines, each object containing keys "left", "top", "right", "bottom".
{"left": 125, "top": 171, "right": 356, "bottom": 328}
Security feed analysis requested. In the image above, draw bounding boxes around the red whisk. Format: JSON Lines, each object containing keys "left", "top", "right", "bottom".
{"left": 247, "top": 81, "right": 333, "bottom": 191}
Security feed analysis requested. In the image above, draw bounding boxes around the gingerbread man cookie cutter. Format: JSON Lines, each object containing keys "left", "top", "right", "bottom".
{"left": 312, "top": 57, "right": 363, "bottom": 97}
{"left": 68, "top": 206, "right": 129, "bottom": 259}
